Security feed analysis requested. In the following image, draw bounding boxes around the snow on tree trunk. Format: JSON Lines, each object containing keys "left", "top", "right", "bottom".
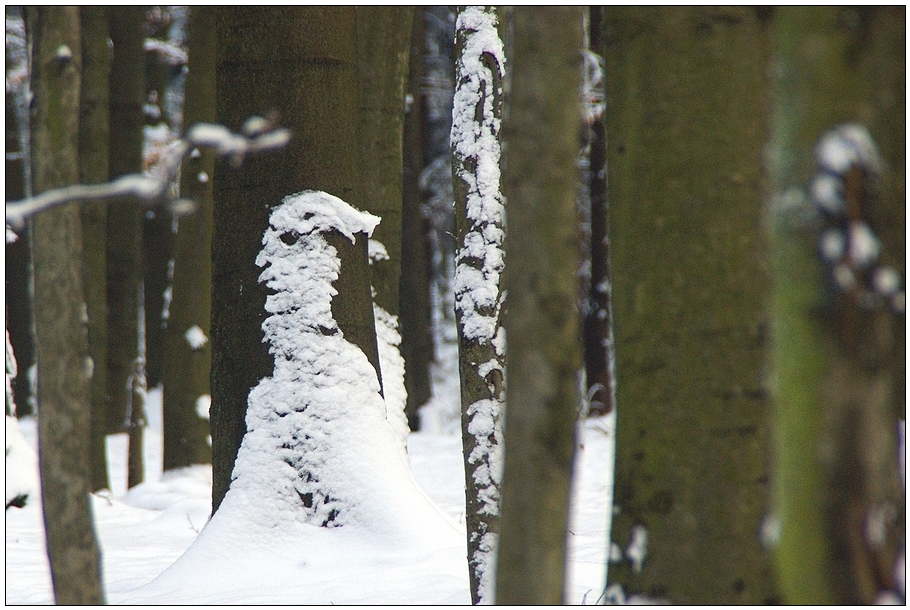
{"left": 370, "top": 240, "right": 411, "bottom": 455}
{"left": 451, "top": 6, "right": 506, "bottom": 605}
{"left": 131, "top": 191, "right": 467, "bottom": 603}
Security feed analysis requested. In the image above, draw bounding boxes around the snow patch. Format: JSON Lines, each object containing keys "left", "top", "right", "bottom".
{"left": 195, "top": 395, "right": 210, "bottom": 420}
{"left": 183, "top": 325, "right": 208, "bottom": 350}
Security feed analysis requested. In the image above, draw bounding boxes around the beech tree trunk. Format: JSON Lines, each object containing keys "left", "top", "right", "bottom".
{"left": 28, "top": 6, "right": 105, "bottom": 603}
{"left": 451, "top": 6, "right": 507, "bottom": 604}
{"left": 79, "top": 5, "right": 112, "bottom": 492}
{"left": 399, "top": 7, "right": 434, "bottom": 429}
{"left": 495, "top": 7, "right": 584, "bottom": 605}
{"left": 604, "top": 7, "right": 777, "bottom": 603}
{"left": 767, "top": 7, "right": 904, "bottom": 603}
{"left": 211, "top": 7, "right": 376, "bottom": 512}
{"left": 162, "top": 5, "right": 215, "bottom": 472}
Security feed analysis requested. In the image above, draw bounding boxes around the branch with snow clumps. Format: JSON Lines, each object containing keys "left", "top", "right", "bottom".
{"left": 5, "top": 116, "right": 290, "bottom": 232}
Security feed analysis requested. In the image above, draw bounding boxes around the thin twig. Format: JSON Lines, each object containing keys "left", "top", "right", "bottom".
{"left": 5, "top": 118, "right": 291, "bottom": 232}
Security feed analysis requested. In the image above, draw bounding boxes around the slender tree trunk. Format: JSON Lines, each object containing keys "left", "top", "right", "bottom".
{"left": 495, "top": 7, "right": 584, "bottom": 605}
{"left": 583, "top": 6, "right": 615, "bottom": 417}
{"left": 211, "top": 7, "right": 373, "bottom": 512}
{"left": 399, "top": 7, "right": 434, "bottom": 429}
{"left": 767, "top": 7, "right": 904, "bottom": 604}
{"left": 451, "top": 6, "right": 507, "bottom": 604}
{"left": 28, "top": 6, "right": 105, "bottom": 603}
{"left": 5, "top": 8, "right": 34, "bottom": 418}
{"left": 605, "top": 7, "right": 777, "bottom": 603}
{"left": 79, "top": 5, "right": 112, "bottom": 492}
{"left": 107, "top": 6, "right": 147, "bottom": 490}
{"left": 162, "top": 6, "right": 215, "bottom": 472}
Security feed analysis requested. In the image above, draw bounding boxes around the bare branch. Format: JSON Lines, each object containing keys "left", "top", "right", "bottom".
{"left": 5, "top": 119, "right": 291, "bottom": 232}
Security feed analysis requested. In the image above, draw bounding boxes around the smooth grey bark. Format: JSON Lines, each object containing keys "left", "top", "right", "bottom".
{"left": 495, "top": 7, "right": 584, "bottom": 605}
{"left": 605, "top": 7, "right": 776, "bottom": 603}
{"left": 28, "top": 6, "right": 105, "bottom": 603}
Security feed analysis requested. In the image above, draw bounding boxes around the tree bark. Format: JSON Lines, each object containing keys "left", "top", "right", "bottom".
{"left": 107, "top": 6, "right": 147, "bottom": 487}
{"left": 106, "top": 7, "right": 147, "bottom": 464}
{"left": 451, "top": 6, "right": 507, "bottom": 604}
{"left": 79, "top": 5, "right": 112, "bottom": 492}
{"left": 495, "top": 7, "right": 584, "bottom": 605}
{"left": 767, "top": 7, "right": 904, "bottom": 604}
{"left": 399, "top": 7, "right": 434, "bottom": 429}
{"left": 162, "top": 5, "right": 215, "bottom": 472}
{"left": 354, "top": 7, "right": 412, "bottom": 318}
{"left": 28, "top": 6, "right": 105, "bottom": 603}
{"left": 211, "top": 7, "right": 374, "bottom": 512}
{"left": 583, "top": 6, "right": 615, "bottom": 417}
{"left": 605, "top": 7, "right": 777, "bottom": 603}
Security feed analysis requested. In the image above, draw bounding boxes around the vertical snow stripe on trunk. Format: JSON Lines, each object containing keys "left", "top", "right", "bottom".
{"left": 451, "top": 6, "right": 506, "bottom": 605}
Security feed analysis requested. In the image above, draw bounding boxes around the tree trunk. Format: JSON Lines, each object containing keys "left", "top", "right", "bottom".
{"left": 399, "top": 7, "right": 434, "bottom": 430}
{"left": 495, "top": 7, "right": 583, "bottom": 605}
{"left": 583, "top": 6, "right": 615, "bottom": 417}
{"left": 451, "top": 6, "right": 507, "bottom": 604}
{"left": 106, "top": 8, "right": 147, "bottom": 480}
{"left": 28, "top": 6, "right": 105, "bottom": 603}
{"left": 211, "top": 7, "right": 374, "bottom": 512}
{"left": 5, "top": 7, "right": 34, "bottom": 418}
{"left": 162, "top": 6, "right": 215, "bottom": 472}
{"left": 604, "top": 7, "right": 777, "bottom": 603}
{"left": 79, "top": 5, "right": 112, "bottom": 492}
{"left": 108, "top": 6, "right": 147, "bottom": 487}
{"left": 354, "top": 7, "right": 412, "bottom": 318}
{"left": 767, "top": 7, "right": 904, "bottom": 604}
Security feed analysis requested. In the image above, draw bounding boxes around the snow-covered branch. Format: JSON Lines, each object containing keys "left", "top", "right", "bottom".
{"left": 5, "top": 117, "right": 291, "bottom": 232}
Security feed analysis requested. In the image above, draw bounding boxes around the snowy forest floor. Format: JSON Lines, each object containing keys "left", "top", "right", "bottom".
{"left": 5, "top": 342, "right": 616, "bottom": 605}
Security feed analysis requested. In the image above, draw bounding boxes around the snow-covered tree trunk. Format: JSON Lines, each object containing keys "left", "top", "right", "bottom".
{"left": 495, "top": 6, "right": 583, "bottom": 605}
{"left": 28, "top": 6, "right": 105, "bottom": 603}
{"left": 451, "top": 6, "right": 506, "bottom": 604}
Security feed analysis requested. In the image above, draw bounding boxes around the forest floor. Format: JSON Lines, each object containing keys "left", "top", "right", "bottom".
{"left": 5, "top": 343, "right": 616, "bottom": 604}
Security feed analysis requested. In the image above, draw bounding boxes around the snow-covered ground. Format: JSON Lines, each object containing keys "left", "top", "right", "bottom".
{"left": 6, "top": 382, "right": 615, "bottom": 605}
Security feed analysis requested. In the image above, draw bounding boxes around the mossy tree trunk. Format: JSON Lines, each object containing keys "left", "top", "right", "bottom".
{"left": 211, "top": 7, "right": 375, "bottom": 512}
{"left": 79, "top": 5, "right": 112, "bottom": 492}
{"left": 162, "top": 6, "right": 215, "bottom": 472}
{"left": 107, "top": 6, "right": 147, "bottom": 488}
{"left": 28, "top": 6, "right": 105, "bottom": 603}
{"left": 767, "top": 7, "right": 904, "bottom": 604}
{"left": 495, "top": 7, "right": 584, "bottom": 605}
{"left": 399, "top": 8, "right": 434, "bottom": 429}
{"left": 604, "top": 7, "right": 777, "bottom": 604}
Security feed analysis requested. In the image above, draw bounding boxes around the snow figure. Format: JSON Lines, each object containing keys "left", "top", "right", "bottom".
{"left": 128, "top": 191, "right": 468, "bottom": 604}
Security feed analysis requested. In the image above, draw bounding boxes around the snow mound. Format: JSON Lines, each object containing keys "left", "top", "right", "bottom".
{"left": 125, "top": 191, "right": 467, "bottom": 604}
